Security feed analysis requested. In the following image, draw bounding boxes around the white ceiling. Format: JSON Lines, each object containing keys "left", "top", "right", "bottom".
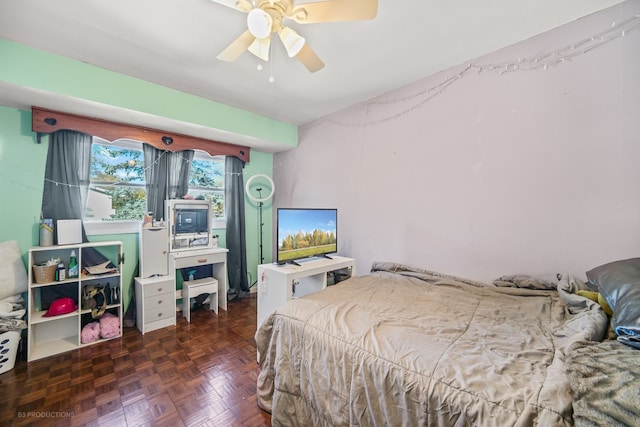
{"left": 0, "top": 0, "right": 625, "bottom": 130}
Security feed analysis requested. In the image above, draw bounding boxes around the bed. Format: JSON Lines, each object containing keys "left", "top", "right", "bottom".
{"left": 256, "top": 261, "right": 640, "bottom": 426}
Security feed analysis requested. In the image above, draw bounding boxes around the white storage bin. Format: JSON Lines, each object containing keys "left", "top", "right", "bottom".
{"left": 0, "top": 331, "right": 21, "bottom": 374}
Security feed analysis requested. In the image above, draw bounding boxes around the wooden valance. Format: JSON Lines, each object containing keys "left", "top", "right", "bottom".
{"left": 31, "top": 107, "right": 250, "bottom": 163}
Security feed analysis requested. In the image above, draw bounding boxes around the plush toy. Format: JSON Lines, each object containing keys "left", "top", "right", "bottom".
{"left": 81, "top": 321, "right": 100, "bottom": 344}
{"left": 577, "top": 290, "right": 614, "bottom": 316}
{"left": 99, "top": 312, "right": 120, "bottom": 339}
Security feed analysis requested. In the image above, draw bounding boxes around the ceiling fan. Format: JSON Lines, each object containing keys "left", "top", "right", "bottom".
{"left": 213, "top": 0, "right": 378, "bottom": 73}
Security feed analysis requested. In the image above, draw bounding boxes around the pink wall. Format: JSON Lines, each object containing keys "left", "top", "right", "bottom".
{"left": 274, "top": 1, "right": 640, "bottom": 282}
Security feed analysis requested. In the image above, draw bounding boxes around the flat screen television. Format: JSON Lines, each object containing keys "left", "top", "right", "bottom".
{"left": 175, "top": 208, "right": 208, "bottom": 234}
{"left": 166, "top": 199, "right": 212, "bottom": 251}
{"left": 277, "top": 208, "right": 338, "bottom": 264}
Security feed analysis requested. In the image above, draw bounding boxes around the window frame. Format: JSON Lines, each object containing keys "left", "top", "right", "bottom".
{"left": 84, "top": 138, "right": 225, "bottom": 236}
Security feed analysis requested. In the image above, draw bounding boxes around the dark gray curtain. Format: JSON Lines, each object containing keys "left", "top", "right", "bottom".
{"left": 143, "top": 145, "right": 194, "bottom": 220}
{"left": 225, "top": 156, "right": 249, "bottom": 299}
{"left": 168, "top": 150, "right": 194, "bottom": 200}
{"left": 41, "top": 130, "right": 93, "bottom": 243}
{"left": 143, "top": 144, "right": 168, "bottom": 221}
{"left": 41, "top": 131, "right": 108, "bottom": 270}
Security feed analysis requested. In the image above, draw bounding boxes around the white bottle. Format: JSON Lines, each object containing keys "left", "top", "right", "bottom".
{"left": 56, "top": 263, "right": 66, "bottom": 281}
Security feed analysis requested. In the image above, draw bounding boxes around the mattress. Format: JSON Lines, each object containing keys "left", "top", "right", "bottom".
{"left": 256, "top": 262, "right": 609, "bottom": 426}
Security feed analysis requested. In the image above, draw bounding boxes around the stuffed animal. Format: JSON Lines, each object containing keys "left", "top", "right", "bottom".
{"left": 577, "top": 290, "right": 614, "bottom": 316}
{"left": 99, "top": 312, "right": 120, "bottom": 339}
{"left": 81, "top": 321, "right": 100, "bottom": 344}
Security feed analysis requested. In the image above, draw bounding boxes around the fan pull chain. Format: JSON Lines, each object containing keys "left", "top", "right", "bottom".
{"left": 269, "top": 42, "right": 275, "bottom": 83}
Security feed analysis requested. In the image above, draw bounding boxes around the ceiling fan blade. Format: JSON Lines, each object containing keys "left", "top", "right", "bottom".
{"left": 217, "top": 30, "right": 255, "bottom": 62}
{"left": 248, "top": 37, "right": 272, "bottom": 61}
{"left": 295, "top": 43, "right": 324, "bottom": 73}
{"left": 209, "top": 0, "right": 253, "bottom": 13}
{"left": 289, "top": 0, "right": 378, "bottom": 24}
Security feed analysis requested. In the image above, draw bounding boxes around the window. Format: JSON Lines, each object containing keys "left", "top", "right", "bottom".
{"left": 86, "top": 139, "right": 146, "bottom": 221}
{"left": 188, "top": 151, "right": 225, "bottom": 219}
{"left": 85, "top": 138, "right": 225, "bottom": 232}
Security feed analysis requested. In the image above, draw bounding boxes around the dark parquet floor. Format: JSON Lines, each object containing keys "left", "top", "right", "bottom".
{"left": 0, "top": 294, "right": 272, "bottom": 427}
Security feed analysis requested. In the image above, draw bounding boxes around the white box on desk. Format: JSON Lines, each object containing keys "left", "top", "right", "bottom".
{"left": 57, "top": 219, "right": 82, "bottom": 245}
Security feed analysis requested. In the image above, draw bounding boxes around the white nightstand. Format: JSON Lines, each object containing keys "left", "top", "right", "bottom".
{"left": 135, "top": 275, "right": 176, "bottom": 334}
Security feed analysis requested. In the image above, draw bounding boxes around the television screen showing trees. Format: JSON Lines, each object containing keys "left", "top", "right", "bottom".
{"left": 277, "top": 209, "right": 337, "bottom": 263}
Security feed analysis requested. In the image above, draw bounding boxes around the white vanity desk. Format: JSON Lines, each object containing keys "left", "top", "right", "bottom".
{"left": 136, "top": 200, "right": 228, "bottom": 334}
{"left": 169, "top": 247, "right": 229, "bottom": 313}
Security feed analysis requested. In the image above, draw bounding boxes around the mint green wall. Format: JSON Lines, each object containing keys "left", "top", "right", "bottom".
{"left": 243, "top": 151, "right": 274, "bottom": 285}
{"left": 0, "top": 107, "right": 43, "bottom": 250}
{"left": 0, "top": 39, "right": 297, "bottom": 146}
{"left": 0, "top": 105, "right": 274, "bottom": 311}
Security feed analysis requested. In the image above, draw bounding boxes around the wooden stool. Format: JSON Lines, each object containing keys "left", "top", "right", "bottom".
{"left": 182, "top": 277, "right": 218, "bottom": 322}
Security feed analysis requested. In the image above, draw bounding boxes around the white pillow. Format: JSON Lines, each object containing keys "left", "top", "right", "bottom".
{"left": 0, "top": 241, "right": 28, "bottom": 300}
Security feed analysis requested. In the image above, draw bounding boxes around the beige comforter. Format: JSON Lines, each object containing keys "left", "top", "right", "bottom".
{"left": 256, "top": 262, "right": 609, "bottom": 426}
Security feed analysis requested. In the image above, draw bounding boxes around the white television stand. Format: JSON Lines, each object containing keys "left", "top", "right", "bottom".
{"left": 256, "top": 256, "right": 355, "bottom": 328}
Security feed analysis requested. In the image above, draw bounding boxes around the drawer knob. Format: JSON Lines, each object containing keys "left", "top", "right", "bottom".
{"left": 158, "top": 300, "right": 163, "bottom": 304}
{"left": 157, "top": 287, "right": 163, "bottom": 292}
{"left": 197, "top": 258, "right": 208, "bottom": 263}
{"left": 157, "top": 312, "right": 163, "bottom": 317}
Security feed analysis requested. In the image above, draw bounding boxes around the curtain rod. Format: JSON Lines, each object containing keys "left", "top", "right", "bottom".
{"left": 31, "top": 107, "right": 250, "bottom": 163}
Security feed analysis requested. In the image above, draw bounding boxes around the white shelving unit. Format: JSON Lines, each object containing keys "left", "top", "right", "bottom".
{"left": 27, "top": 241, "right": 123, "bottom": 362}
{"left": 257, "top": 256, "right": 355, "bottom": 328}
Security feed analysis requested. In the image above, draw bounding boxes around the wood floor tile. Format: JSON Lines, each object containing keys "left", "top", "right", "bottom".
{"left": 0, "top": 295, "right": 271, "bottom": 426}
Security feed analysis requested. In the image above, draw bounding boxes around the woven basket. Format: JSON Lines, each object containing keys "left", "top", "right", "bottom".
{"left": 33, "top": 264, "right": 57, "bottom": 283}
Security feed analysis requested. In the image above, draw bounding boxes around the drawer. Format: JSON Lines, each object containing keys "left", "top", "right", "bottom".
{"left": 172, "top": 252, "right": 226, "bottom": 269}
{"left": 143, "top": 316, "right": 175, "bottom": 334}
{"left": 144, "top": 293, "right": 174, "bottom": 312}
{"left": 142, "top": 279, "right": 174, "bottom": 298}
{"left": 145, "top": 303, "right": 175, "bottom": 324}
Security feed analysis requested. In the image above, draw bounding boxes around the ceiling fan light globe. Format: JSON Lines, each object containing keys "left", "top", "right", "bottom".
{"left": 247, "top": 8, "right": 273, "bottom": 39}
{"left": 248, "top": 37, "right": 271, "bottom": 61}
{"left": 279, "top": 27, "right": 306, "bottom": 58}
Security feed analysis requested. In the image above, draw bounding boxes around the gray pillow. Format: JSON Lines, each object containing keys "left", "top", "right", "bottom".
{"left": 586, "top": 257, "right": 640, "bottom": 349}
